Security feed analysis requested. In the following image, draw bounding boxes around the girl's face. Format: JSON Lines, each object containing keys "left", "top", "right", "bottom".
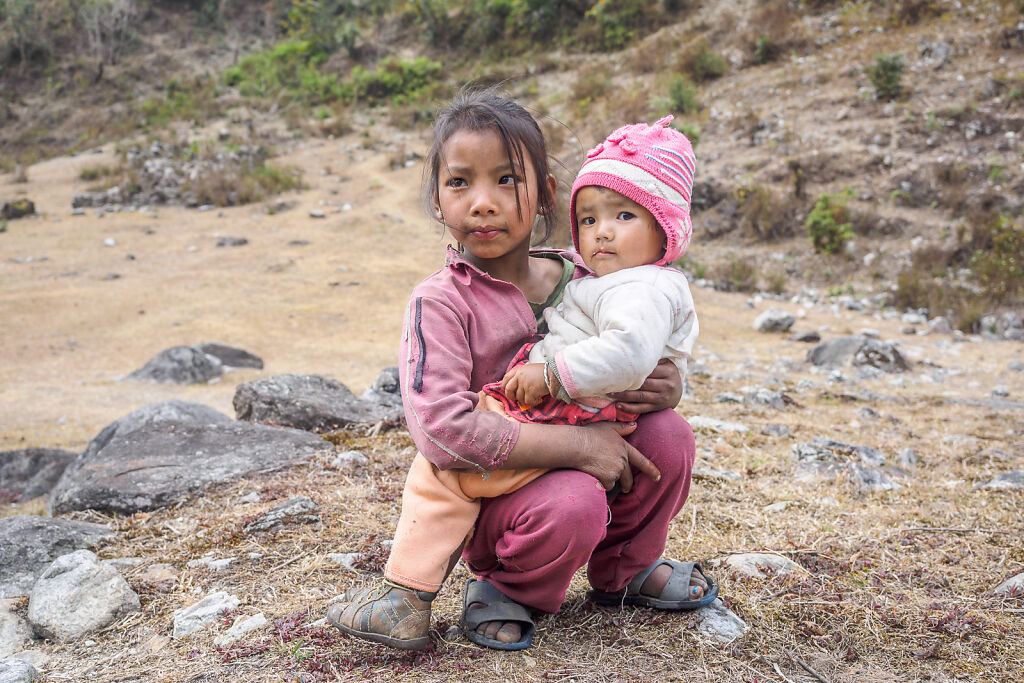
{"left": 435, "top": 128, "right": 553, "bottom": 267}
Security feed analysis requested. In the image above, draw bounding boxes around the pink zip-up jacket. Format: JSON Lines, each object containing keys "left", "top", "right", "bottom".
{"left": 399, "top": 246, "right": 588, "bottom": 473}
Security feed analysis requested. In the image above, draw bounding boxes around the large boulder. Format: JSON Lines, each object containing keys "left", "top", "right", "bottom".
{"left": 0, "top": 658, "right": 38, "bottom": 682}
{"left": 0, "top": 449, "right": 77, "bottom": 502}
{"left": 234, "top": 373, "right": 402, "bottom": 432}
{"left": 0, "top": 605, "right": 35, "bottom": 658}
{"left": 0, "top": 516, "right": 113, "bottom": 598}
{"left": 47, "top": 400, "right": 330, "bottom": 515}
{"left": 26, "top": 550, "right": 140, "bottom": 642}
{"left": 359, "top": 367, "right": 403, "bottom": 413}
{"left": 806, "top": 336, "right": 909, "bottom": 372}
{"left": 126, "top": 345, "right": 224, "bottom": 384}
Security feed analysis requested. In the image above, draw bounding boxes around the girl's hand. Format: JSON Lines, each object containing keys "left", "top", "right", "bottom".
{"left": 501, "top": 363, "right": 549, "bottom": 407}
{"left": 575, "top": 422, "right": 660, "bottom": 493}
{"left": 608, "top": 358, "right": 682, "bottom": 414}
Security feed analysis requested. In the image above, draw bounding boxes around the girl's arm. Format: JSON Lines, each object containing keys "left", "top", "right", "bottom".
{"left": 399, "top": 294, "right": 522, "bottom": 473}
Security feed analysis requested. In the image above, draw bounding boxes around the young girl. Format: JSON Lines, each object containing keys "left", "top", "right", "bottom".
{"left": 328, "top": 91, "right": 709, "bottom": 651}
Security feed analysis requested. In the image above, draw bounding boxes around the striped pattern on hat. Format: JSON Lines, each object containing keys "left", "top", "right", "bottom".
{"left": 570, "top": 115, "right": 695, "bottom": 266}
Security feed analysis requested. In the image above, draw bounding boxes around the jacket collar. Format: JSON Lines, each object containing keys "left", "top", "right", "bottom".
{"left": 444, "top": 245, "right": 589, "bottom": 276}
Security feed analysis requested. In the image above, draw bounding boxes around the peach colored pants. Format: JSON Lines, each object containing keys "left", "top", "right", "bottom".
{"left": 384, "top": 394, "right": 548, "bottom": 592}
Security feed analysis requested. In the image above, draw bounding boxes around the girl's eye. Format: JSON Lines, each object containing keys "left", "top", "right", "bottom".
{"left": 446, "top": 177, "right": 466, "bottom": 188}
{"left": 578, "top": 216, "right": 595, "bottom": 226}
{"left": 617, "top": 211, "right": 636, "bottom": 221}
{"left": 498, "top": 174, "right": 517, "bottom": 185}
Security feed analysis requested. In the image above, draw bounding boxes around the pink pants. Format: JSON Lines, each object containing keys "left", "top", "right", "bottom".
{"left": 385, "top": 408, "right": 694, "bottom": 613}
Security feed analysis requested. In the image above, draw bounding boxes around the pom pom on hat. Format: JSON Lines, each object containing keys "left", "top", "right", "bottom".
{"left": 570, "top": 115, "right": 695, "bottom": 266}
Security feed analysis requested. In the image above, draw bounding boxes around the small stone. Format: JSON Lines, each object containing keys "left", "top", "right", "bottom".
{"left": 216, "top": 236, "right": 248, "bottom": 247}
{"left": 763, "top": 501, "right": 796, "bottom": 513}
{"left": 713, "top": 552, "right": 805, "bottom": 579}
{"left": 993, "top": 572, "right": 1024, "bottom": 597}
{"left": 897, "top": 448, "right": 919, "bottom": 467}
{"left": 237, "top": 492, "right": 261, "bottom": 504}
{"left": 975, "top": 470, "right": 1024, "bottom": 490}
{"left": 789, "top": 330, "right": 820, "bottom": 343}
{"left": 928, "top": 317, "right": 953, "bottom": 335}
{"left": 753, "top": 308, "right": 796, "bottom": 333}
{"left": 694, "top": 599, "right": 747, "bottom": 643}
{"left": 172, "top": 592, "right": 241, "bottom": 638}
{"left": 713, "top": 392, "right": 743, "bottom": 404}
{"left": 991, "top": 387, "right": 1010, "bottom": 398}
{"left": 331, "top": 450, "right": 368, "bottom": 469}
{"left": 692, "top": 467, "right": 743, "bottom": 482}
{"left": 325, "top": 553, "right": 362, "bottom": 571}
{"left": 103, "top": 238, "right": 116, "bottom": 247}
{"left": 309, "top": 209, "right": 326, "bottom": 219}
{"left": 244, "top": 496, "right": 321, "bottom": 534}
{"left": 761, "top": 424, "right": 791, "bottom": 437}
{"left": 856, "top": 406, "right": 879, "bottom": 420}
{"left": 140, "top": 564, "right": 178, "bottom": 592}
{"left": 1009, "top": 361, "right": 1024, "bottom": 373}
{"left": 688, "top": 416, "right": 749, "bottom": 434}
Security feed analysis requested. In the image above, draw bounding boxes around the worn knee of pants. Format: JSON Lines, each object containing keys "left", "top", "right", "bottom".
{"left": 587, "top": 409, "right": 695, "bottom": 593}
{"left": 385, "top": 453, "right": 547, "bottom": 593}
{"left": 463, "top": 468, "right": 610, "bottom": 614}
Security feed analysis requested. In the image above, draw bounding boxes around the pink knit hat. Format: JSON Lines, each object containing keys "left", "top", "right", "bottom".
{"left": 570, "top": 115, "right": 695, "bottom": 266}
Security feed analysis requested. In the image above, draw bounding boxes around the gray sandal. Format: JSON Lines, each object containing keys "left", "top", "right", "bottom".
{"left": 460, "top": 578, "right": 536, "bottom": 650}
{"left": 589, "top": 559, "right": 719, "bottom": 610}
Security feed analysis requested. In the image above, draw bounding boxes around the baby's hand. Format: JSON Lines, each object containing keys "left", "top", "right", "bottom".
{"left": 501, "top": 363, "right": 550, "bottom": 408}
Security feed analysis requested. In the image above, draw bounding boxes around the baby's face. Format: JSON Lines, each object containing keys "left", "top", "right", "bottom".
{"left": 575, "top": 186, "right": 665, "bottom": 276}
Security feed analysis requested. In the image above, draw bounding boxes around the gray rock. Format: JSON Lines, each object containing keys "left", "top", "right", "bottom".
{"left": 244, "top": 496, "right": 321, "bottom": 534}
{"left": 853, "top": 339, "right": 910, "bottom": 373}
{"left": 713, "top": 392, "right": 743, "bottom": 404}
{"left": 48, "top": 400, "right": 328, "bottom": 515}
{"left": 809, "top": 437, "right": 886, "bottom": 466}
{"left": 126, "top": 346, "right": 223, "bottom": 384}
{"left": 0, "top": 201, "right": 35, "bottom": 221}
{"left": 714, "top": 553, "right": 804, "bottom": 579}
{"left": 993, "top": 572, "right": 1024, "bottom": 597}
{"left": 806, "top": 336, "right": 869, "bottom": 367}
{"left": 359, "top": 367, "right": 403, "bottom": 414}
{"left": 793, "top": 460, "right": 848, "bottom": 483}
{"left": 928, "top": 316, "right": 953, "bottom": 335}
{"left": 331, "top": 450, "right": 368, "bottom": 469}
{"left": 216, "top": 236, "right": 248, "bottom": 247}
{"left": 849, "top": 463, "right": 901, "bottom": 492}
{"left": 0, "top": 516, "right": 113, "bottom": 598}
{"left": 975, "top": 470, "right": 1024, "bottom": 490}
{"left": 27, "top": 550, "right": 140, "bottom": 642}
{"left": 1009, "top": 361, "right": 1024, "bottom": 372}
{"left": 234, "top": 374, "right": 400, "bottom": 432}
{"left": 694, "top": 599, "right": 747, "bottom": 644}
{"left": 692, "top": 467, "right": 743, "bottom": 482}
{"left": 740, "top": 386, "right": 787, "bottom": 410}
{"left": 173, "top": 591, "right": 241, "bottom": 638}
{"left": 4, "top": 652, "right": 46, "bottom": 672}
{"left": 902, "top": 312, "right": 926, "bottom": 325}
{"left": 856, "top": 406, "right": 879, "bottom": 420}
{"left": 325, "top": 553, "right": 362, "bottom": 571}
{"left": 0, "top": 607, "right": 34, "bottom": 658}
{"left": 0, "top": 658, "right": 38, "bottom": 682}
{"left": 687, "top": 416, "right": 749, "bottom": 434}
{"left": 761, "top": 424, "right": 791, "bottom": 437}
{"left": 0, "top": 449, "right": 77, "bottom": 502}
{"left": 897, "top": 448, "right": 919, "bottom": 467}
{"left": 195, "top": 343, "right": 263, "bottom": 370}
{"left": 753, "top": 308, "right": 795, "bottom": 333}
{"left": 789, "top": 330, "right": 820, "bottom": 343}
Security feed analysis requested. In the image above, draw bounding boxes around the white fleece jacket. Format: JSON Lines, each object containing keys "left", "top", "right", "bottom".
{"left": 528, "top": 264, "right": 698, "bottom": 401}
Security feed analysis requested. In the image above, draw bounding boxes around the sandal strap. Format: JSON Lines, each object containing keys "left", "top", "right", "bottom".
{"left": 462, "top": 601, "right": 533, "bottom": 631}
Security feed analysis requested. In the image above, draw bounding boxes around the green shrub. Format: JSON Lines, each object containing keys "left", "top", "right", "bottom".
{"left": 753, "top": 35, "right": 776, "bottom": 64}
{"left": 347, "top": 56, "right": 443, "bottom": 105}
{"left": 968, "top": 215, "right": 1024, "bottom": 301}
{"left": 223, "top": 39, "right": 342, "bottom": 105}
{"left": 678, "top": 39, "right": 727, "bottom": 82}
{"left": 666, "top": 75, "right": 700, "bottom": 114}
{"left": 806, "top": 190, "right": 854, "bottom": 254}
{"left": 580, "top": 0, "right": 656, "bottom": 51}
{"left": 865, "top": 53, "right": 905, "bottom": 101}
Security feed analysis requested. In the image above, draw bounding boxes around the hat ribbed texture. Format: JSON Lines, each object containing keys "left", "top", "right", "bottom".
{"left": 570, "top": 115, "right": 695, "bottom": 266}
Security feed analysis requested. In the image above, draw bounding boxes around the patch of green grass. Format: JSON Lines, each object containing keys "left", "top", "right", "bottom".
{"left": 347, "top": 56, "right": 443, "bottom": 105}
{"left": 666, "top": 75, "right": 700, "bottom": 114}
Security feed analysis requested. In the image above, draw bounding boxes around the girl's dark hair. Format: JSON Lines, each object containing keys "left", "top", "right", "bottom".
{"left": 423, "top": 87, "right": 556, "bottom": 243}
